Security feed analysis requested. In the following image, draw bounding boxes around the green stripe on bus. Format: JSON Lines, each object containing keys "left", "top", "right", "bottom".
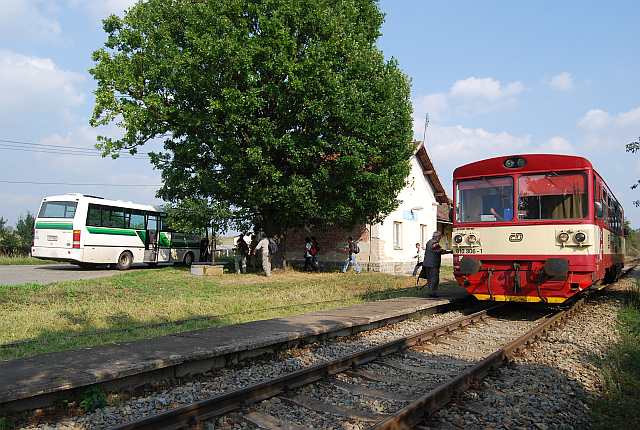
{"left": 136, "top": 230, "right": 147, "bottom": 243}
{"left": 86, "top": 226, "right": 138, "bottom": 236}
{"left": 35, "top": 222, "right": 73, "bottom": 230}
{"left": 159, "top": 232, "right": 171, "bottom": 247}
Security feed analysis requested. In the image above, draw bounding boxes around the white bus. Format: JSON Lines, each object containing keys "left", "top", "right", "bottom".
{"left": 31, "top": 194, "right": 201, "bottom": 269}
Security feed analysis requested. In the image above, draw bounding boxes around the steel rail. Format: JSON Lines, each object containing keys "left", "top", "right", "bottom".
{"left": 111, "top": 305, "right": 499, "bottom": 430}
{"left": 368, "top": 298, "right": 587, "bottom": 430}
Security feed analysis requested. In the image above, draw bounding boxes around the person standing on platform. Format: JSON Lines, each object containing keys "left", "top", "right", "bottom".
{"left": 422, "top": 231, "right": 452, "bottom": 297}
{"left": 253, "top": 234, "right": 272, "bottom": 277}
{"left": 341, "top": 236, "right": 361, "bottom": 274}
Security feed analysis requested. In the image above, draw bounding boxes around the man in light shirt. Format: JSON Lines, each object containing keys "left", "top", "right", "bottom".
{"left": 253, "top": 234, "right": 272, "bottom": 277}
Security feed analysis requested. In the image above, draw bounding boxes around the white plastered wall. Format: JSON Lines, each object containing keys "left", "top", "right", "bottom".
{"left": 373, "top": 155, "right": 439, "bottom": 264}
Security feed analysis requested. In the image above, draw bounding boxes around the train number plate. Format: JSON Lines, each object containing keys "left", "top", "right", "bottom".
{"left": 454, "top": 248, "right": 482, "bottom": 254}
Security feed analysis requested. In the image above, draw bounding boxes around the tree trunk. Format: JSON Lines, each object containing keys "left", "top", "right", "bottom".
{"left": 211, "top": 224, "right": 217, "bottom": 263}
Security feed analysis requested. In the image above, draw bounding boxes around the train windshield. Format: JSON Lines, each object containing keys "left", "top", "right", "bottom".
{"left": 518, "top": 172, "right": 588, "bottom": 220}
{"left": 456, "top": 177, "right": 514, "bottom": 223}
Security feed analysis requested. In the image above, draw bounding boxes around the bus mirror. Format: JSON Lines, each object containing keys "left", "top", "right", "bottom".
{"left": 595, "top": 202, "right": 603, "bottom": 218}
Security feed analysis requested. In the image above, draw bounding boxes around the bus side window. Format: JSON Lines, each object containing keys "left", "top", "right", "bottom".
{"left": 87, "top": 204, "right": 102, "bottom": 226}
{"left": 129, "top": 210, "right": 145, "bottom": 230}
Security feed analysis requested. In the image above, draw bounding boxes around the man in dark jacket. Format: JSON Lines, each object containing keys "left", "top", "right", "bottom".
{"left": 423, "top": 231, "right": 452, "bottom": 297}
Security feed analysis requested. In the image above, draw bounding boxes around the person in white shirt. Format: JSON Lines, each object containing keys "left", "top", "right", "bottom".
{"left": 253, "top": 234, "right": 271, "bottom": 277}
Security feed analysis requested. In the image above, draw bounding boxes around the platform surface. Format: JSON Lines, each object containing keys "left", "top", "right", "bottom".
{"left": 0, "top": 295, "right": 459, "bottom": 405}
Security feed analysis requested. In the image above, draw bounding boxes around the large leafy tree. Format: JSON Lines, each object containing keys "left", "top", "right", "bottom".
{"left": 90, "top": 0, "right": 414, "bottom": 236}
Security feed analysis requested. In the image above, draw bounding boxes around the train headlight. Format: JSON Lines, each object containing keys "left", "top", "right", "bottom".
{"left": 557, "top": 232, "right": 570, "bottom": 243}
{"left": 467, "top": 234, "right": 478, "bottom": 244}
{"left": 574, "top": 232, "right": 587, "bottom": 243}
{"left": 454, "top": 234, "right": 464, "bottom": 244}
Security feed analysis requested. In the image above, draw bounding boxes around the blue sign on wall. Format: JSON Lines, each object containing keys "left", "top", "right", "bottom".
{"left": 402, "top": 210, "right": 415, "bottom": 221}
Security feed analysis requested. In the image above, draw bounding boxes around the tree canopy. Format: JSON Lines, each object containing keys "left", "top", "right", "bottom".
{"left": 90, "top": 0, "right": 414, "bottom": 235}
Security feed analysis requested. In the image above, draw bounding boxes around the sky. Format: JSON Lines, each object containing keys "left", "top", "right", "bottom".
{"left": 0, "top": 1, "right": 639, "bottom": 225}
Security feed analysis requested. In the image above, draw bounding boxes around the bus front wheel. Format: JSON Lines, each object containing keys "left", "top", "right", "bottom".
{"left": 116, "top": 251, "right": 133, "bottom": 270}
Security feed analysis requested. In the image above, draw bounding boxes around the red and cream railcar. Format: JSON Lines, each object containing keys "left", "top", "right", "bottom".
{"left": 452, "top": 154, "right": 625, "bottom": 304}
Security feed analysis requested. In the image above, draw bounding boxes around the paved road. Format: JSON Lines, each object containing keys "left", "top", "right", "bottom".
{"left": 0, "top": 264, "right": 142, "bottom": 286}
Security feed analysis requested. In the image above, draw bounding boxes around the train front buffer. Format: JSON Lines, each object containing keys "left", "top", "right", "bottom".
{"left": 452, "top": 227, "right": 596, "bottom": 304}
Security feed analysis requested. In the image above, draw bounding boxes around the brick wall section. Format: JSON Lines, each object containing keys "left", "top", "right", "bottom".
{"left": 284, "top": 225, "right": 370, "bottom": 263}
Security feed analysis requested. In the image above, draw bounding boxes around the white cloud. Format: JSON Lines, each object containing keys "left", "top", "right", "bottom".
{"left": 422, "top": 125, "right": 580, "bottom": 189}
{"left": 68, "top": 0, "right": 139, "bottom": 18}
{"left": 0, "top": 50, "right": 85, "bottom": 129}
{"left": 577, "top": 106, "right": 640, "bottom": 150}
{"left": 450, "top": 77, "right": 524, "bottom": 101}
{"left": 578, "top": 109, "right": 611, "bottom": 130}
{"left": 0, "top": 121, "right": 163, "bottom": 224}
{"left": 413, "top": 76, "right": 525, "bottom": 125}
{"left": 537, "top": 136, "right": 574, "bottom": 154}
{"left": 618, "top": 107, "right": 640, "bottom": 127}
{"left": 422, "top": 124, "right": 531, "bottom": 185}
{"left": 0, "top": 1, "right": 61, "bottom": 42}
{"left": 549, "top": 72, "right": 574, "bottom": 91}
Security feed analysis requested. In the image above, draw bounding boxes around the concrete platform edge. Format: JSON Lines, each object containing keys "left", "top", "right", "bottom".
{"left": 0, "top": 297, "right": 464, "bottom": 414}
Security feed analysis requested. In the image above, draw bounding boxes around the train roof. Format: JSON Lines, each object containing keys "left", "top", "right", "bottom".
{"left": 453, "top": 154, "right": 593, "bottom": 178}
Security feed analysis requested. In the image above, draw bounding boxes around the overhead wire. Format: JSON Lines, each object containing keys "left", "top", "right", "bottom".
{"left": 0, "top": 180, "right": 161, "bottom": 187}
{"left": 0, "top": 138, "right": 153, "bottom": 159}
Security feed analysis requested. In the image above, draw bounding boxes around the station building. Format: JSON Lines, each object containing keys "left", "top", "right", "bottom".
{"left": 284, "top": 141, "right": 452, "bottom": 273}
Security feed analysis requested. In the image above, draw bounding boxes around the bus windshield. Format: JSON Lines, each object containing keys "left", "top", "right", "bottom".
{"left": 518, "top": 172, "right": 588, "bottom": 220}
{"left": 38, "top": 201, "right": 77, "bottom": 219}
{"left": 456, "top": 177, "right": 514, "bottom": 222}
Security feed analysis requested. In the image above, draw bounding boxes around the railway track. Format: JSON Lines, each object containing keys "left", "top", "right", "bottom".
{"left": 109, "top": 301, "right": 578, "bottom": 430}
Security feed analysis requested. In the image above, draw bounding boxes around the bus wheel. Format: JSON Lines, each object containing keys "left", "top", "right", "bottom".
{"left": 183, "top": 252, "right": 194, "bottom": 266}
{"left": 116, "top": 251, "right": 133, "bottom": 270}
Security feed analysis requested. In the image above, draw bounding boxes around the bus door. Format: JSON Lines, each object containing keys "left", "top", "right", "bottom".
{"left": 145, "top": 214, "right": 159, "bottom": 262}
{"left": 156, "top": 215, "right": 171, "bottom": 263}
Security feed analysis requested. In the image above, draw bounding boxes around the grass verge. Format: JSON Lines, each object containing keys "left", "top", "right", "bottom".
{"left": 0, "top": 255, "right": 54, "bottom": 265}
{"left": 591, "top": 281, "right": 640, "bottom": 429}
{"left": 0, "top": 266, "right": 457, "bottom": 361}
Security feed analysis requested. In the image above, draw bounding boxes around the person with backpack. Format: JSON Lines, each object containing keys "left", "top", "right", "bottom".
{"left": 253, "top": 233, "right": 273, "bottom": 277}
{"left": 303, "top": 237, "right": 313, "bottom": 272}
{"left": 310, "top": 236, "right": 320, "bottom": 271}
{"left": 234, "top": 233, "right": 250, "bottom": 274}
{"left": 341, "top": 236, "right": 361, "bottom": 274}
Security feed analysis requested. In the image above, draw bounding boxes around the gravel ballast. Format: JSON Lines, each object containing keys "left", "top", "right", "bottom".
{"left": 19, "top": 308, "right": 468, "bottom": 429}
{"left": 423, "top": 275, "right": 634, "bottom": 430}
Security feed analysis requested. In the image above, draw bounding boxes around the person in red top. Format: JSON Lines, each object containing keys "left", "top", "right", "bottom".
{"left": 303, "top": 237, "right": 313, "bottom": 272}
{"left": 310, "top": 236, "right": 320, "bottom": 272}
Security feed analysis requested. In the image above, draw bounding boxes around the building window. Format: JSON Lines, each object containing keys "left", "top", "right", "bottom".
{"left": 420, "top": 224, "right": 428, "bottom": 246}
{"left": 393, "top": 222, "right": 403, "bottom": 249}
